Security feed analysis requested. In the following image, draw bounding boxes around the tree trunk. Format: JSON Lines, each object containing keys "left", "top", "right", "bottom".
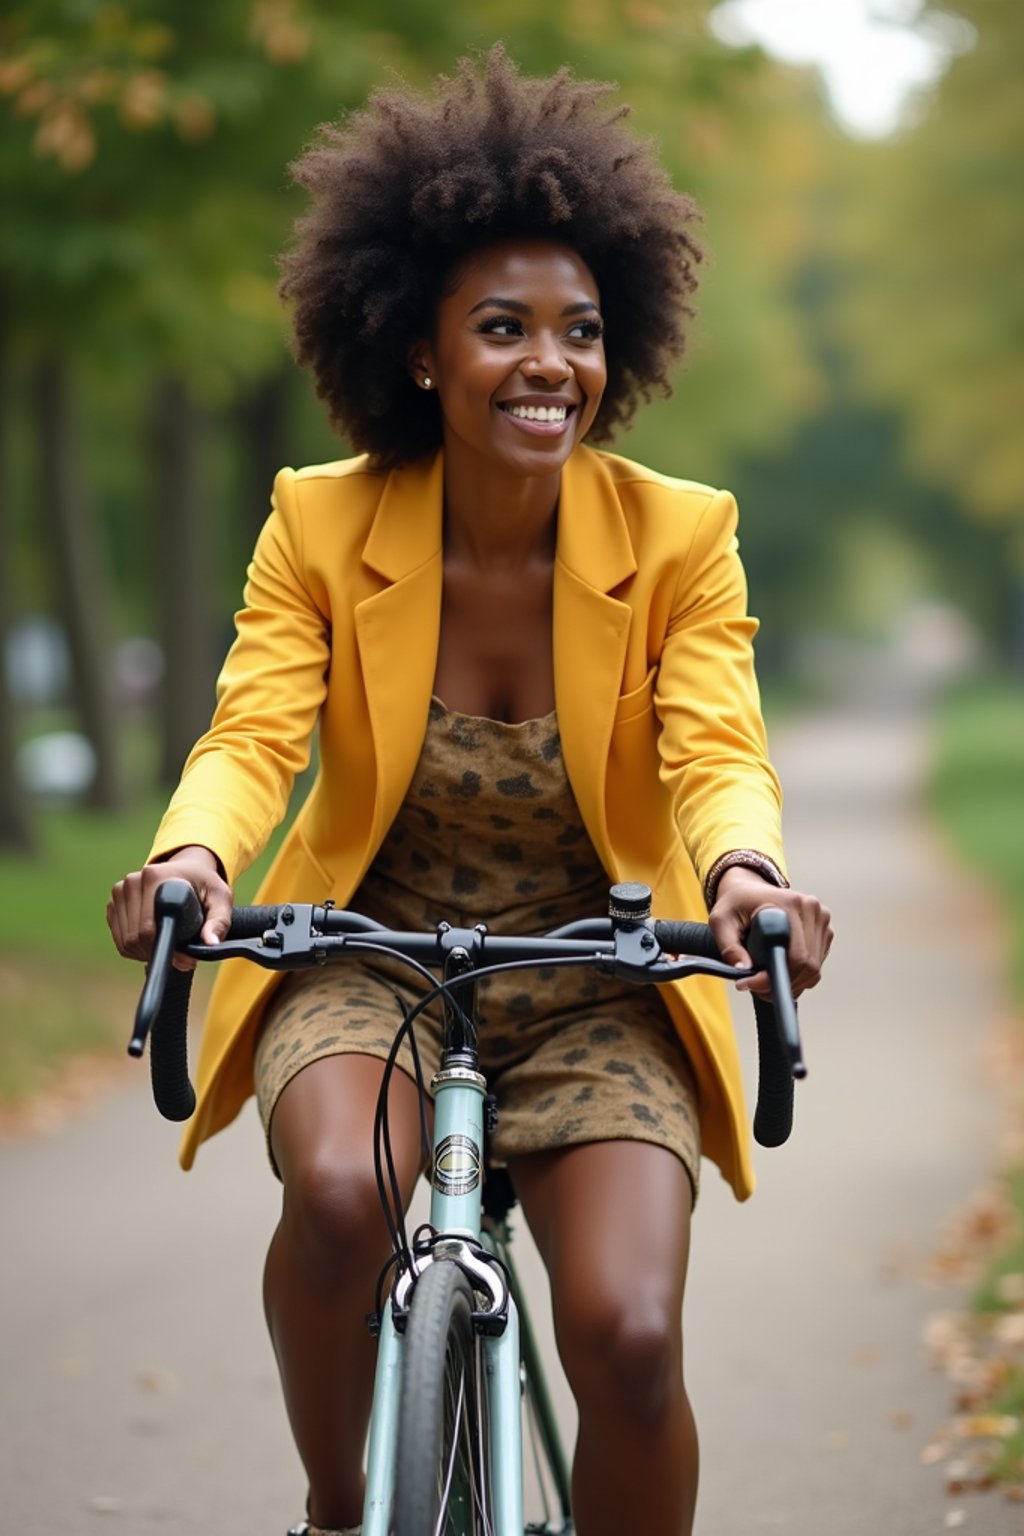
{"left": 237, "top": 369, "right": 291, "bottom": 548}
{"left": 0, "top": 292, "right": 35, "bottom": 850}
{"left": 34, "top": 353, "right": 123, "bottom": 811}
{"left": 150, "top": 375, "right": 217, "bottom": 787}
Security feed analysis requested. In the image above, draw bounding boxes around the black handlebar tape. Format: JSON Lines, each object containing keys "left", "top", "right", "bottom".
{"left": 751, "top": 996, "right": 794, "bottom": 1147}
{"left": 154, "top": 878, "right": 205, "bottom": 942}
{"left": 653, "top": 914, "right": 796, "bottom": 1147}
{"left": 146, "top": 902, "right": 279, "bottom": 1121}
{"left": 150, "top": 967, "right": 198, "bottom": 1121}
{"left": 228, "top": 905, "right": 281, "bottom": 939}
{"left": 651, "top": 920, "right": 719, "bottom": 958}
{"left": 147, "top": 880, "right": 206, "bottom": 1122}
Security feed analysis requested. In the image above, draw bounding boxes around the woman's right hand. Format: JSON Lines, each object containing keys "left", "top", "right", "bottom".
{"left": 107, "top": 846, "right": 234, "bottom": 972}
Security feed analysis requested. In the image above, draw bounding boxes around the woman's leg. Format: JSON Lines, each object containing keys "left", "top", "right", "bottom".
{"left": 264, "top": 1055, "right": 426, "bottom": 1531}
{"left": 509, "top": 1140, "right": 698, "bottom": 1536}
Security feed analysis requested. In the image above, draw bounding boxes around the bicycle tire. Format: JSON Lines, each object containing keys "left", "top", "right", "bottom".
{"left": 393, "top": 1260, "right": 491, "bottom": 1536}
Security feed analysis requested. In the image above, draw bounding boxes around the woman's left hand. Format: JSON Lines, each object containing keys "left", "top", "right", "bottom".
{"left": 708, "top": 867, "right": 833, "bottom": 1000}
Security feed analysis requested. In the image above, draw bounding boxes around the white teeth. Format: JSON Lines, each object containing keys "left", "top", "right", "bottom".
{"left": 506, "top": 404, "right": 568, "bottom": 422}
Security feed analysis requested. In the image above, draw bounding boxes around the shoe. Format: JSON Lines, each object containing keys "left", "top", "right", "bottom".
{"left": 287, "top": 1520, "right": 361, "bottom": 1536}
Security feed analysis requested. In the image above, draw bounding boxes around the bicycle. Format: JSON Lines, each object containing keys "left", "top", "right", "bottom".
{"left": 128, "top": 877, "right": 805, "bottom": 1536}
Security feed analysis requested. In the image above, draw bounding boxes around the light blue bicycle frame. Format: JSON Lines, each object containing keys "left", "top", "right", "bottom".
{"left": 361, "top": 1063, "right": 524, "bottom": 1536}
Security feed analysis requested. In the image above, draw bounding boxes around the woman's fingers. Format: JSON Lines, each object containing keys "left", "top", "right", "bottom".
{"left": 771, "top": 893, "right": 833, "bottom": 999}
{"left": 107, "top": 871, "right": 151, "bottom": 962}
{"left": 709, "top": 870, "right": 833, "bottom": 1003}
{"left": 107, "top": 848, "right": 233, "bottom": 972}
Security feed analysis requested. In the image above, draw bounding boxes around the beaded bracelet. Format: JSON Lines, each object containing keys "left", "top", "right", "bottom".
{"left": 703, "top": 848, "right": 789, "bottom": 910}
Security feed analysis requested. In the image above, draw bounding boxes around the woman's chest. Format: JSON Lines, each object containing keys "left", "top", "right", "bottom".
{"left": 433, "top": 565, "right": 555, "bottom": 723}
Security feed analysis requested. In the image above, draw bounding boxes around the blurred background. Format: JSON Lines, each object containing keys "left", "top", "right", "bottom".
{"left": 0, "top": 0, "right": 1021, "bottom": 1099}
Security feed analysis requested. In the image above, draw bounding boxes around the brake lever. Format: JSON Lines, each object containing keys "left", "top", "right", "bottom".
{"left": 611, "top": 923, "right": 753, "bottom": 985}
{"left": 128, "top": 879, "right": 204, "bottom": 1058}
{"left": 180, "top": 902, "right": 344, "bottom": 970}
{"left": 747, "top": 909, "right": 806, "bottom": 1078}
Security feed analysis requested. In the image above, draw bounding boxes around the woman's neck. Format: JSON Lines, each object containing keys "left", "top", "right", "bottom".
{"left": 440, "top": 454, "right": 559, "bottom": 572}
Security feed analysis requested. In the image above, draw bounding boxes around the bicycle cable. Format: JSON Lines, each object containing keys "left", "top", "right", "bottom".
{"left": 334, "top": 939, "right": 480, "bottom": 1294}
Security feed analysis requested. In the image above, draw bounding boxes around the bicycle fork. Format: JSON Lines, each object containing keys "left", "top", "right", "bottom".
{"left": 362, "top": 1064, "right": 524, "bottom": 1536}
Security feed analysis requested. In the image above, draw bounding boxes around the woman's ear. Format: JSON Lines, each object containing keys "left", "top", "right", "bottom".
{"left": 407, "top": 343, "right": 437, "bottom": 392}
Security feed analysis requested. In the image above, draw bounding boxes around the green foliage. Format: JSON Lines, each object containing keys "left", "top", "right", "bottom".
{"left": 832, "top": 0, "right": 1024, "bottom": 544}
{"left": 973, "top": 1169, "right": 1024, "bottom": 1316}
{"left": 969, "top": 1169, "right": 1024, "bottom": 1486}
{"left": 929, "top": 676, "right": 1024, "bottom": 1000}
{"left": 930, "top": 680, "right": 1024, "bottom": 1489}
{"left": 0, "top": 769, "right": 299, "bottom": 1103}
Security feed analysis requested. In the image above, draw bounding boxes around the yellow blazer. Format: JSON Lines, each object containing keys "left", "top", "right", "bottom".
{"left": 150, "top": 445, "right": 786, "bottom": 1198}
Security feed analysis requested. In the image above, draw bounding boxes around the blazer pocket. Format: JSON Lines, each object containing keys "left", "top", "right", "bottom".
{"left": 614, "top": 665, "right": 658, "bottom": 725}
{"left": 294, "top": 824, "right": 335, "bottom": 891}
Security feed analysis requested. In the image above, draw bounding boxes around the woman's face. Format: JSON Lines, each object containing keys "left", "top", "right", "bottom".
{"left": 412, "top": 238, "right": 607, "bottom": 481}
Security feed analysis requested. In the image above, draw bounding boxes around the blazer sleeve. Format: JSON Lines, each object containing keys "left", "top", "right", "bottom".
{"left": 147, "top": 468, "right": 331, "bottom": 883}
{"left": 653, "top": 488, "right": 786, "bottom": 894}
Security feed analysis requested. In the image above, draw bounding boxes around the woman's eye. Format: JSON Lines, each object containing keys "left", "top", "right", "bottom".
{"left": 478, "top": 316, "right": 523, "bottom": 337}
{"left": 567, "top": 319, "right": 604, "bottom": 342}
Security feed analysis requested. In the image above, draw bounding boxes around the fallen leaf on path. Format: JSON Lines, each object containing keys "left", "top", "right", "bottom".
{"left": 137, "top": 1368, "right": 179, "bottom": 1395}
{"left": 87, "top": 1494, "right": 124, "bottom": 1515}
{"left": 954, "top": 1414, "right": 1020, "bottom": 1440}
{"left": 997, "top": 1274, "right": 1024, "bottom": 1306}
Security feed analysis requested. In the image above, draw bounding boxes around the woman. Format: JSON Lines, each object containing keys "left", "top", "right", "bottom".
{"left": 109, "top": 47, "right": 832, "bottom": 1536}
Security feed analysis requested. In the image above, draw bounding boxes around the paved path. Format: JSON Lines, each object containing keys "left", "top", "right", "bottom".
{"left": 0, "top": 692, "right": 1017, "bottom": 1534}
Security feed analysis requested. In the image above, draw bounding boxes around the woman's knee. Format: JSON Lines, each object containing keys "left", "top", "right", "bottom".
{"left": 283, "top": 1143, "right": 387, "bottom": 1267}
{"left": 554, "top": 1283, "right": 685, "bottom": 1421}
{"left": 270, "top": 1056, "right": 422, "bottom": 1278}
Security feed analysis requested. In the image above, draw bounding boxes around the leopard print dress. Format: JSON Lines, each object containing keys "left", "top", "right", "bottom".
{"left": 254, "top": 699, "right": 701, "bottom": 1194}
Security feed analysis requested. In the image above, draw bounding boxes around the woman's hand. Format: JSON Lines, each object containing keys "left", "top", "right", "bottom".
{"left": 708, "top": 866, "right": 833, "bottom": 1001}
{"left": 107, "top": 846, "right": 234, "bottom": 973}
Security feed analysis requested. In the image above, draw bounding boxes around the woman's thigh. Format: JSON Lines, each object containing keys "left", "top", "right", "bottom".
{"left": 270, "top": 1055, "right": 429, "bottom": 1269}
{"left": 508, "top": 1140, "right": 694, "bottom": 1405}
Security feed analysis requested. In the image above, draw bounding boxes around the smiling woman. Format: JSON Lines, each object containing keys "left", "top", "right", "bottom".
{"left": 278, "top": 46, "right": 704, "bottom": 467}
{"left": 409, "top": 240, "right": 607, "bottom": 523}
{"left": 107, "top": 43, "right": 832, "bottom": 1536}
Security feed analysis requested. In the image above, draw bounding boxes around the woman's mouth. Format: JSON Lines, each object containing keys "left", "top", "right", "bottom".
{"left": 497, "top": 401, "right": 576, "bottom": 435}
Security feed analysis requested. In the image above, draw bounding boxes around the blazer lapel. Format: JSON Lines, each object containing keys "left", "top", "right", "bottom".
{"left": 352, "top": 446, "right": 638, "bottom": 874}
{"left": 554, "top": 449, "right": 637, "bottom": 875}
{"left": 355, "top": 453, "right": 444, "bottom": 853}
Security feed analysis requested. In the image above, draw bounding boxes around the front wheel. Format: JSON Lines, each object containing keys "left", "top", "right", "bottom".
{"left": 393, "top": 1260, "right": 490, "bottom": 1536}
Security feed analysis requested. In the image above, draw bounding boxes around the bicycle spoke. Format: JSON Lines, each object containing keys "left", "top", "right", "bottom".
{"left": 435, "top": 1364, "right": 466, "bottom": 1536}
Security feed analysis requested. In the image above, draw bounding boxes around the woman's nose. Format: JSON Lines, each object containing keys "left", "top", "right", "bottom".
{"left": 521, "top": 333, "right": 572, "bottom": 382}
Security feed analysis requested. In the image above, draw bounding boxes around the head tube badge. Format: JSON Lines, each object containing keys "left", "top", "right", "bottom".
{"left": 432, "top": 1134, "right": 482, "bottom": 1197}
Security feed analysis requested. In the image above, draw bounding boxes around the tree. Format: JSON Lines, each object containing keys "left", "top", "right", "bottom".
{"left": 830, "top": 0, "right": 1024, "bottom": 651}
{"left": 0, "top": 285, "right": 34, "bottom": 850}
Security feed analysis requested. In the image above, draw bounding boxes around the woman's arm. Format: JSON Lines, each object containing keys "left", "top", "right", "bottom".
{"left": 654, "top": 487, "right": 832, "bottom": 995}
{"left": 148, "top": 469, "right": 331, "bottom": 883}
{"left": 108, "top": 469, "right": 329, "bottom": 965}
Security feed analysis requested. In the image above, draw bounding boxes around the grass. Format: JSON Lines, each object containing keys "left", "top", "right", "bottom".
{"left": 928, "top": 672, "right": 1024, "bottom": 1487}
{"left": 929, "top": 675, "right": 1024, "bottom": 999}
{"left": 0, "top": 790, "right": 293, "bottom": 1106}
{"left": 988, "top": 1370, "right": 1024, "bottom": 1484}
